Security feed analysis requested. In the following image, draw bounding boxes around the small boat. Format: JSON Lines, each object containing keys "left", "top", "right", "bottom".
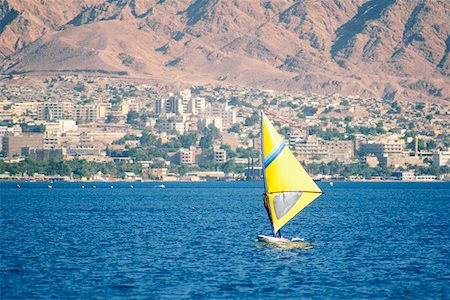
{"left": 110, "top": 185, "right": 114, "bottom": 189}
{"left": 81, "top": 185, "right": 85, "bottom": 189}
{"left": 258, "top": 111, "right": 323, "bottom": 244}
{"left": 16, "top": 184, "right": 20, "bottom": 189}
{"left": 130, "top": 185, "right": 134, "bottom": 189}
{"left": 93, "top": 185, "right": 97, "bottom": 189}
{"left": 329, "top": 182, "right": 334, "bottom": 187}
{"left": 158, "top": 184, "right": 166, "bottom": 189}
{"left": 47, "top": 185, "right": 53, "bottom": 189}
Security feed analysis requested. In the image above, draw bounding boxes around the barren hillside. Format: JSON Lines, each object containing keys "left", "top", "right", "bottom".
{"left": 1, "top": 0, "right": 449, "bottom": 102}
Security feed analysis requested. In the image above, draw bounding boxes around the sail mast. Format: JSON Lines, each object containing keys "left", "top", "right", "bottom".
{"left": 260, "top": 110, "right": 267, "bottom": 192}
{"left": 260, "top": 110, "right": 276, "bottom": 235}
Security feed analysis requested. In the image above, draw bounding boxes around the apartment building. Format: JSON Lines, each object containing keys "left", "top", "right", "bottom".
{"left": 322, "top": 140, "right": 354, "bottom": 161}
{"left": 0, "top": 125, "right": 22, "bottom": 155}
{"left": 67, "top": 146, "right": 101, "bottom": 157}
{"left": 24, "top": 148, "right": 65, "bottom": 161}
{"left": 43, "top": 132, "right": 59, "bottom": 149}
{"left": 157, "top": 119, "right": 191, "bottom": 134}
{"left": 37, "top": 102, "right": 74, "bottom": 120}
{"left": 433, "top": 149, "right": 450, "bottom": 166}
{"left": 163, "top": 93, "right": 205, "bottom": 116}
{"left": 294, "top": 136, "right": 328, "bottom": 159}
{"left": 202, "top": 103, "right": 236, "bottom": 128}
{"left": 154, "top": 98, "right": 164, "bottom": 115}
{"left": 165, "top": 96, "right": 184, "bottom": 115}
{"left": 214, "top": 148, "right": 227, "bottom": 163}
{"left": 180, "top": 147, "right": 196, "bottom": 165}
{"left": 75, "top": 104, "right": 107, "bottom": 122}
{"left": 2, "top": 133, "right": 44, "bottom": 157}
{"left": 359, "top": 140, "right": 404, "bottom": 159}
{"left": 198, "top": 116, "right": 223, "bottom": 132}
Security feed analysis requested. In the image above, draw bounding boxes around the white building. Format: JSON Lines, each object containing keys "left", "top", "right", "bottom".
{"left": 188, "top": 97, "right": 206, "bottom": 114}
{"left": 180, "top": 147, "right": 196, "bottom": 165}
{"left": 202, "top": 103, "right": 236, "bottom": 128}
{"left": 214, "top": 148, "right": 227, "bottom": 163}
{"left": 198, "top": 116, "right": 223, "bottom": 132}
{"left": 45, "top": 120, "right": 78, "bottom": 134}
{"left": 157, "top": 119, "right": 191, "bottom": 134}
{"left": 164, "top": 92, "right": 205, "bottom": 116}
{"left": 433, "top": 149, "right": 450, "bottom": 167}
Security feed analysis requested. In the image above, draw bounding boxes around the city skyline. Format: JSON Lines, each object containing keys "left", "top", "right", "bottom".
{"left": 1, "top": 74, "right": 449, "bottom": 182}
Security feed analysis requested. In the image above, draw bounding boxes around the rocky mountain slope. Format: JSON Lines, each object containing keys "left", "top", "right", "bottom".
{"left": 0, "top": 0, "right": 448, "bottom": 102}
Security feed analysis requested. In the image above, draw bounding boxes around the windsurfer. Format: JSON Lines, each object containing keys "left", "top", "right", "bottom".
{"left": 263, "top": 193, "right": 282, "bottom": 238}
{"left": 263, "top": 193, "right": 271, "bottom": 223}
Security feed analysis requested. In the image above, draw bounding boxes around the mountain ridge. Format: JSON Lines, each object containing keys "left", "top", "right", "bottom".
{"left": 0, "top": 0, "right": 448, "bottom": 102}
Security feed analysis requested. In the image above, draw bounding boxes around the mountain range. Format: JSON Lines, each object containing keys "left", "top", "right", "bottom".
{"left": 1, "top": 0, "right": 449, "bottom": 102}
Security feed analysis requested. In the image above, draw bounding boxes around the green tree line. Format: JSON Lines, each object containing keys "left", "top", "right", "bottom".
{"left": 0, "top": 158, "right": 141, "bottom": 179}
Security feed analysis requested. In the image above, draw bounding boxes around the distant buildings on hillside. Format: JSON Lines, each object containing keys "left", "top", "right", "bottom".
{"left": 0, "top": 77, "right": 449, "bottom": 180}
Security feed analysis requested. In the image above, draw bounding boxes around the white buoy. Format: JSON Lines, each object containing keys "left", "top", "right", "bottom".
{"left": 93, "top": 185, "right": 96, "bottom": 189}
{"left": 82, "top": 185, "right": 85, "bottom": 189}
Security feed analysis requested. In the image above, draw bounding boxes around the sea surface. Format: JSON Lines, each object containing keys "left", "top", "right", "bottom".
{"left": 1, "top": 181, "right": 449, "bottom": 299}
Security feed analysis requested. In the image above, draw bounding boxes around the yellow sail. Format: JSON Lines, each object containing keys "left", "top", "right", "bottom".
{"left": 261, "top": 111, "right": 322, "bottom": 233}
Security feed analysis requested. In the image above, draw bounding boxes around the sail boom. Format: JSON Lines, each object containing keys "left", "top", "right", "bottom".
{"left": 267, "top": 190, "right": 324, "bottom": 194}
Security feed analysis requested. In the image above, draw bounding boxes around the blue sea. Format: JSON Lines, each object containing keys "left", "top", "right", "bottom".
{"left": 1, "top": 181, "right": 449, "bottom": 299}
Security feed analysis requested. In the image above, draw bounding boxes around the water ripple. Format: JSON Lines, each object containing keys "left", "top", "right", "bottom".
{"left": 1, "top": 181, "right": 449, "bottom": 298}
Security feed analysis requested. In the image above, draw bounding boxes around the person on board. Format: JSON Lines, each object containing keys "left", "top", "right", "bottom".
{"left": 263, "top": 193, "right": 271, "bottom": 220}
{"left": 263, "top": 193, "right": 282, "bottom": 238}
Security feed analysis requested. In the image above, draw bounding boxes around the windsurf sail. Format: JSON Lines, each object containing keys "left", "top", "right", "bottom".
{"left": 261, "top": 111, "right": 322, "bottom": 234}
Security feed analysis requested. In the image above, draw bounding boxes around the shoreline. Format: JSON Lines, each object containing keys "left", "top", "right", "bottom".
{"left": 0, "top": 179, "right": 447, "bottom": 183}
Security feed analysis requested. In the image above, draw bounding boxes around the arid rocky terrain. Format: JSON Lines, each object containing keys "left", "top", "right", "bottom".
{"left": 1, "top": 0, "right": 449, "bottom": 102}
